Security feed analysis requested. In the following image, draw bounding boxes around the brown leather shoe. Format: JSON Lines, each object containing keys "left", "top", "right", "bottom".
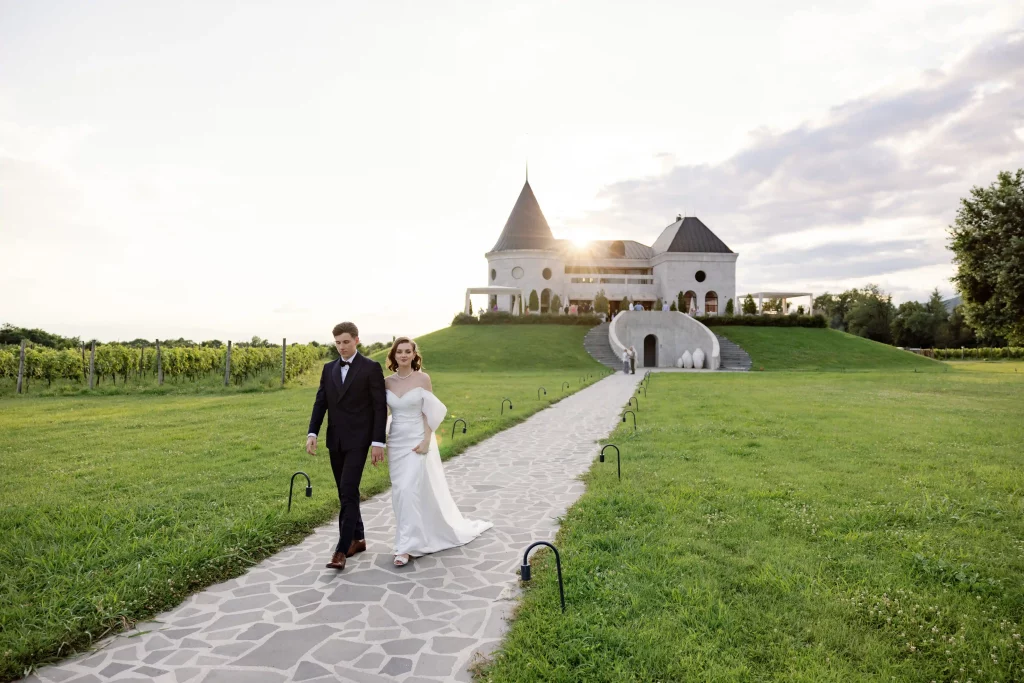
{"left": 325, "top": 551, "right": 346, "bottom": 570}
{"left": 346, "top": 539, "right": 367, "bottom": 558}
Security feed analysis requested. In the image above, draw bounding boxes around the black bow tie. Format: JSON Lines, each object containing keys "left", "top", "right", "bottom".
{"left": 338, "top": 359, "right": 350, "bottom": 367}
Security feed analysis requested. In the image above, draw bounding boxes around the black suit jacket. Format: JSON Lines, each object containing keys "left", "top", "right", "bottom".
{"left": 308, "top": 353, "right": 387, "bottom": 452}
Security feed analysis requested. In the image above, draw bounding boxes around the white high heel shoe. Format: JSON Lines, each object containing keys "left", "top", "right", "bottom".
{"left": 394, "top": 554, "right": 410, "bottom": 567}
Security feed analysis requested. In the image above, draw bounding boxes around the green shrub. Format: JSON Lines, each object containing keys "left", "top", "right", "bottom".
{"left": 594, "top": 289, "right": 609, "bottom": 315}
{"left": 699, "top": 314, "right": 827, "bottom": 328}
{"left": 742, "top": 294, "right": 757, "bottom": 315}
{"left": 528, "top": 290, "right": 539, "bottom": 312}
{"left": 454, "top": 312, "right": 601, "bottom": 326}
{"left": 670, "top": 301, "right": 677, "bottom": 312}
{"left": 929, "top": 346, "right": 1023, "bottom": 360}
{"left": 725, "top": 298, "right": 734, "bottom": 315}
{"left": 620, "top": 296, "right": 630, "bottom": 311}
{"left": 451, "top": 313, "right": 479, "bottom": 325}
{"left": 550, "top": 294, "right": 561, "bottom": 313}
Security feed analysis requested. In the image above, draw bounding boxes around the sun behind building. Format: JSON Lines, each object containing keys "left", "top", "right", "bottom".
{"left": 474, "top": 179, "right": 738, "bottom": 316}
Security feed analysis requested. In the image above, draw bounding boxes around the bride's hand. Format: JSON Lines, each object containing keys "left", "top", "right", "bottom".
{"left": 413, "top": 440, "right": 430, "bottom": 455}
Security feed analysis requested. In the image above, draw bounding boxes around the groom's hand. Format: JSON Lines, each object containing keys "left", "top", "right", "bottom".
{"left": 306, "top": 435, "right": 317, "bottom": 456}
{"left": 370, "top": 446, "right": 385, "bottom": 467}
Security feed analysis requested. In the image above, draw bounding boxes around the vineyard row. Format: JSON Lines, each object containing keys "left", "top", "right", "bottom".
{"left": 1, "top": 341, "right": 330, "bottom": 389}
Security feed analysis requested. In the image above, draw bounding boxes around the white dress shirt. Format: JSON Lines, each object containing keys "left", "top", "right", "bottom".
{"left": 308, "top": 353, "right": 385, "bottom": 449}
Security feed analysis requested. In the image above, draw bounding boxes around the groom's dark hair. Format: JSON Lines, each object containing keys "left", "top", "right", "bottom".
{"left": 332, "top": 322, "right": 359, "bottom": 338}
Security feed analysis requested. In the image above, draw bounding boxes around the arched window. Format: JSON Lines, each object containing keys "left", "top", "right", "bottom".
{"left": 684, "top": 290, "right": 697, "bottom": 313}
{"left": 541, "top": 288, "right": 552, "bottom": 314}
{"left": 705, "top": 291, "right": 718, "bottom": 315}
{"left": 609, "top": 241, "right": 626, "bottom": 258}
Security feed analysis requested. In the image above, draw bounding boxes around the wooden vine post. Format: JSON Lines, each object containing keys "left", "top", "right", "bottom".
{"left": 156, "top": 339, "right": 163, "bottom": 385}
{"left": 88, "top": 341, "right": 96, "bottom": 390}
{"left": 16, "top": 340, "right": 26, "bottom": 394}
{"left": 224, "top": 341, "right": 232, "bottom": 386}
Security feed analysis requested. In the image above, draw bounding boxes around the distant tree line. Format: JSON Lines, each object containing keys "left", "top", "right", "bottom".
{"left": 813, "top": 286, "right": 980, "bottom": 348}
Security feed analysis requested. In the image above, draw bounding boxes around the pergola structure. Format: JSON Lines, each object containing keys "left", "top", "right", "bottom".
{"left": 464, "top": 286, "right": 524, "bottom": 315}
{"left": 740, "top": 291, "right": 815, "bottom": 315}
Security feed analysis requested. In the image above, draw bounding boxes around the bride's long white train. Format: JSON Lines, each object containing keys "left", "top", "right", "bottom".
{"left": 386, "top": 387, "right": 492, "bottom": 557}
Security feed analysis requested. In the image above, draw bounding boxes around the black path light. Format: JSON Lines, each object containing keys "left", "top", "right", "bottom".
{"left": 519, "top": 541, "right": 566, "bottom": 613}
{"left": 600, "top": 444, "right": 621, "bottom": 481}
{"left": 561, "top": 381, "right": 570, "bottom": 392}
{"left": 288, "top": 471, "right": 312, "bottom": 512}
{"left": 451, "top": 418, "right": 467, "bottom": 440}
{"left": 622, "top": 410, "right": 637, "bottom": 431}
{"left": 636, "top": 384, "right": 647, "bottom": 398}
{"left": 501, "top": 398, "right": 513, "bottom": 415}
{"left": 628, "top": 396, "right": 639, "bottom": 411}
{"left": 579, "top": 376, "right": 586, "bottom": 385}
{"left": 537, "top": 387, "right": 547, "bottom": 399}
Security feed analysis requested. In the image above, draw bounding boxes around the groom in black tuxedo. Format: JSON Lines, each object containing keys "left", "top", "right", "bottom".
{"left": 306, "top": 322, "right": 387, "bottom": 570}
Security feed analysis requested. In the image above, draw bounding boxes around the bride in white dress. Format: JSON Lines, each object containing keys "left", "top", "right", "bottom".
{"left": 384, "top": 337, "right": 492, "bottom": 566}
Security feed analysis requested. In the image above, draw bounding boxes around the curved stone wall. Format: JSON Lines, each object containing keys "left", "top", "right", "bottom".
{"left": 609, "top": 311, "right": 720, "bottom": 369}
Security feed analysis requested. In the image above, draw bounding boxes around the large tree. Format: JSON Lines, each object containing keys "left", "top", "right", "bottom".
{"left": 949, "top": 169, "right": 1024, "bottom": 345}
{"left": 845, "top": 285, "right": 895, "bottom": 344}
{"left": 890, "top": 289, "right": 950, "bottom": 348}
{"left": 813, "top": 291, "right": 856, "bottom": 330}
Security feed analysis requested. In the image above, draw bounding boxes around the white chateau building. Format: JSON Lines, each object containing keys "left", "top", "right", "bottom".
{"left": 478, "top": 180, "right": 738, "bottom": 316}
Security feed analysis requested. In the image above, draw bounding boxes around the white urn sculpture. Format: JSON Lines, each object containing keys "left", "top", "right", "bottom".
{"left": 682, "top": 350, "right": 693, "bottom": 369}
{"left": 675, "top": 355, "right": 684, "bottom": 368}
{"left": 693, "top": 348, "right": 706, "bottom": 369}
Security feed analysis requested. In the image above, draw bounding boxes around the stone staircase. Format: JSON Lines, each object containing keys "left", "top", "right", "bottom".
{"left": 584, "top": 323, "right": 622, "bottom": 370}
{"left": 714, "top": 333, "right": 752, "bottom": 371}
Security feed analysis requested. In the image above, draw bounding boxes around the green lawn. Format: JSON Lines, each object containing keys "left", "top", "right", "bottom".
{"left": 369, "top": 324, "right": 602, "bottom": 371}
{"left": 482, "top": 367, "right": 1024, "bottom": 682}
{"left": 712, "top": 327, "right": 945, "bottom": 372}
{"left": 946, "top": 360, "right": 1024, "bottom": 374}
{"left": 0, "top": 326, "right": 607, "bottom": 681}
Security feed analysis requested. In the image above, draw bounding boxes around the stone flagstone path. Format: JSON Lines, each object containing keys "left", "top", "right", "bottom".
{"left": 22, "top": 373, "right": 640, "bottom": 683}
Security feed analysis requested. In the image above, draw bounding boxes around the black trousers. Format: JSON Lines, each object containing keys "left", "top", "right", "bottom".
{"left": 329, "top": 444, "right": 368, "bottom": 552}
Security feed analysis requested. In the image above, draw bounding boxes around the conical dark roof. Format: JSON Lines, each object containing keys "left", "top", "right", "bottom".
{"left": 490, "top": 181, "right": 556, "bottom": 252}
{"left": 651, "top": 216, "right": 733, "bottom": 254}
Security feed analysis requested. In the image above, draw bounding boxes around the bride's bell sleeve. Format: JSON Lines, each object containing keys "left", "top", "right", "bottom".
{"left": 421, "top": 391, "right": 448, "bottom": 432}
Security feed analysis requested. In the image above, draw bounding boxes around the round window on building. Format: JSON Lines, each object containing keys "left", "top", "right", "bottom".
{"left": 695, "top": 270, "right": 706, "bottom": 282}
{"left": 542, "top": 267, "right": 552, "bottom": 280}
{"left": 511, "top": 266, "right": 525, "bottom": 280}
{"left": 490, "top": 268, "right": 496, "bottom": 281}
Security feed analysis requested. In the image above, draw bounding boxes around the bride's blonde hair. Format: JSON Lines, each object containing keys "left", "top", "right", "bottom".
{"left": 387, "top": 337, "right": 423, "bottom": 372}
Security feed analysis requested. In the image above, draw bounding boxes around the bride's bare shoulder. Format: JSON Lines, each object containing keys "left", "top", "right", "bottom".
{"left": 417, "top": 370, "right": 432, "bottom": 389}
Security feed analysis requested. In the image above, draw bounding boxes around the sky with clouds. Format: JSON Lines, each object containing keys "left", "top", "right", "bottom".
{"left": 2, "top": 0, "right": 1023, "bottom": 343}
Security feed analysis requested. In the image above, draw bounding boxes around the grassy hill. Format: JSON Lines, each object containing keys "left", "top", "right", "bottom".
{"left": 369, "top": 325, "right": 601, "bottom": 371}
{"left": 713, "top": 327, "right": 946, "bottom": 372}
